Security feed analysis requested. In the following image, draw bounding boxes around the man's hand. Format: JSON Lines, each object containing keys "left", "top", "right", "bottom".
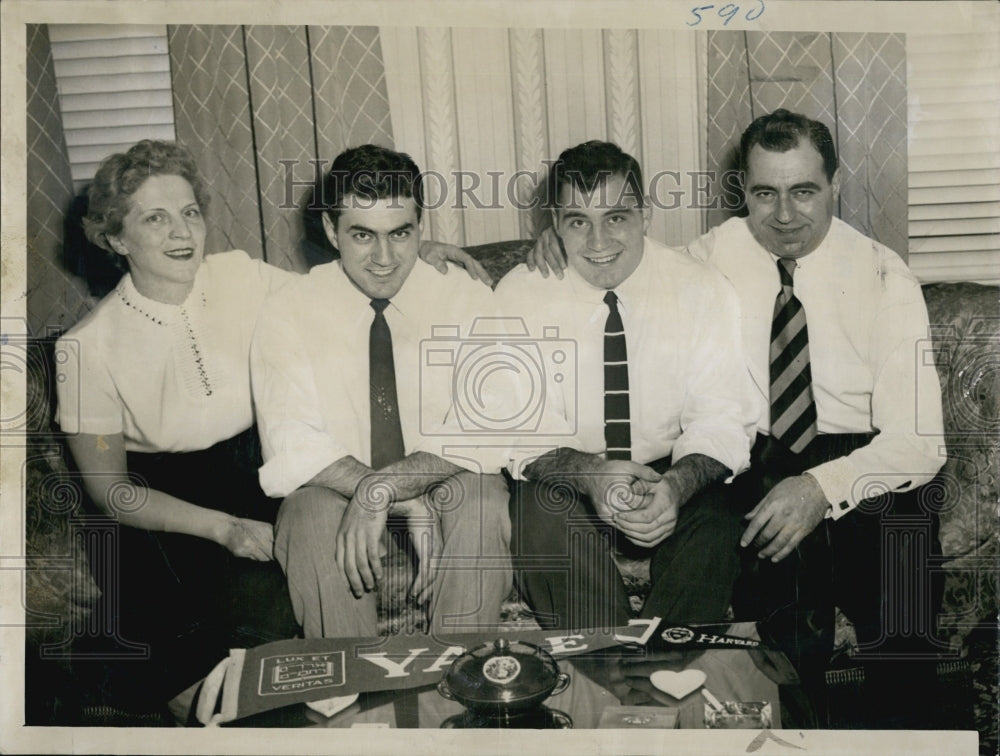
{"left": 525, "top": 227, "right": 567, "bottom": 279}
{"left": 394, "top": 496, "right": 443, "bottom": 606}
{"left": 581, "top": 460, "right": 661, "bottom": 524}
{"left": 522, "top": 448, "right": 660, "bottom": 523}
{"left": 419, "top": 240, "right": 493, "bottom": 285}
{"left": 740, "top": 474, "right": 830, "bottom": 562}
{"left": 613, "top": 477, "right": 681, "bottom": 548}
{"left": 613, "top": 454, "right": 730, "bottom": 549}
{"left": 220, "top": 517, "right": 274, "bottom": 561}
{"left": 335, "top": 490, "right": 390, "bottom": 598}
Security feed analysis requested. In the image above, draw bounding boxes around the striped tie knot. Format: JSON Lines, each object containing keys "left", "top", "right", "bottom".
{"left": 777, "top": 257, "right": 796, "bottom": 295}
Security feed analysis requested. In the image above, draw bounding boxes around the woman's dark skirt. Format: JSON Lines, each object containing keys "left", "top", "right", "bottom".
{"left": 76, "top": 427, "right": 298, "bottom": 710}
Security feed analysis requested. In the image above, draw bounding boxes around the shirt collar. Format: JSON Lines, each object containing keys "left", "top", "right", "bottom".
{"left": 562, "top": 236, "right": 651, "bottom": 315}
{"left": 764, "top": 222, "right": 835, "bottom": 272}
{"left": 389, "top": 258, "right": 437, "bottom": 318}
{"left": 330, "top": 257, "right": 435, "bottom": 321}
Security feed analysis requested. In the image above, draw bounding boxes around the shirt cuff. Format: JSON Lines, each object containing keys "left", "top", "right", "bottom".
{"left": 258, "top": 442, "right": 347, "bottom": 499}
{"left": 804, "top": 457, "right": 858, "bottom": 520}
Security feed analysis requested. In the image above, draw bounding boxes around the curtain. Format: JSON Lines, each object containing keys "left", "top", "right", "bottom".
{"left": 169, "top": 26, "right": 706, "bottom": 257}
{"left": 26, "top": 24, "right": 92, "bottom": 336}
{"left": 167, "top": 25, "right": 395, "bottom": 272}
{"left": 380, "top": 28, "right": 705, "bottom": 249}
{"left": 704, "top": 31, "right": 908, "bottom": 259}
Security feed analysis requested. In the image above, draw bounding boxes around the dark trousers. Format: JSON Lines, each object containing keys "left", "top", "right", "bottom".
{"left": 732, "top": 433, "right": 945, "bottom": 728}
{"left": 508, "top": 456, "right": 744, "bottom": 632}
{"left": 78, "top": 428, "right": 298, "bottom": 708}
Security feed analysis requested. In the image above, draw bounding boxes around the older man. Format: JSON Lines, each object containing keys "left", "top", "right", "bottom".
{"left": 690, "top": 110, "right": 945, "bottom": 727}
{"left": 497, "top": 140, "right": 756, "bottom": 632}
{"left": 251, "top": 144, "right": 511, "bottom": 639}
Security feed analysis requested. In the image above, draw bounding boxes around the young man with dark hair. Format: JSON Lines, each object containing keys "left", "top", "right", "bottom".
{"left": 496, "top": 140, "right": 757, "bottom": 631}
{"left": 250, "top": 144, "right": 511, "bottom": 638}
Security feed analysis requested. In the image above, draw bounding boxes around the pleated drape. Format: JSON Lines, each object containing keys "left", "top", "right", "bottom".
{"left": 167, "top": 25, "right": 395, "bottom": 272}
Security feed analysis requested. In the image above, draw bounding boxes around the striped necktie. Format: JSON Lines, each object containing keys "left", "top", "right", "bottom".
{"left": 370, "top": 298, "right": 405, "bottom": 469}
{"left": 603, "top": 290, "right": 631, "bottom": 460}
{"left": 769, "top": 258, "right": 818, "bottom": 454}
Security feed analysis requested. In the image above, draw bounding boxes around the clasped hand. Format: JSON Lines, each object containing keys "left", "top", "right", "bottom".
{"left": 586, "top": 460, "right": 680, "bottom": 549}
{"left": 740, "top": 474, "right": 829, "bottom": 562}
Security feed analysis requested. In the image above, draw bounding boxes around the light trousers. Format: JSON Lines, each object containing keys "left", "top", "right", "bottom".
{"left": 275, "top": 471, "right": 512, "bottom": 638}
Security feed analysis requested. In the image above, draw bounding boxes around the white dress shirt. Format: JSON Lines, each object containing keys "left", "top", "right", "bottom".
{"left": 251, "top": 259, "right": 501, "bottom": 498}
{"left": 493, "top": 236, "right": 757, "bottom": 479}
{"left": 686, "top": 216, "right": 945, "bottom": 516}
{"left": 56, "top": 250, "right": 293, "bottom": 452}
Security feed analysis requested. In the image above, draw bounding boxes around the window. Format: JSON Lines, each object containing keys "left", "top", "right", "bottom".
{"left": 49, "top": 24, "right": 176, "bottom": 194}
{"left": 907, "top": 18, "right": 1000, "bottom": 284}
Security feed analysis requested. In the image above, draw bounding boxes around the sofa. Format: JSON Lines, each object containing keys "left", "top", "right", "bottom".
{"left": 22, "top": 239, "right": 999, "bottom": 727}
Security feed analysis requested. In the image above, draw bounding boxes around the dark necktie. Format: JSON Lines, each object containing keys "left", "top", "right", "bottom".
{"left": 603, "top": 290, "right": 631, "bottom": 460}
{"left": 769, "top": 258, "right": 818, "bottom": 454}
{"left": 369, "top": 299, "right": 405, "bottom": 469}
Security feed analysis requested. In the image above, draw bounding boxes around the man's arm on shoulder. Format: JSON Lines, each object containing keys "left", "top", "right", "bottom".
{"left": 419, "top": 240, "right": 493, "bottom": 285}
{"left": 525, "top": 226, "right": 567, "bottom": 279}
{"left": 682, "top": 223, "right": 718, "bottom": 263}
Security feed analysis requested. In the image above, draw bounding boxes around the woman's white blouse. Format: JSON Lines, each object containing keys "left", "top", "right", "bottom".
{"left": 56, "top": 250, "right": 294, "bottom": 453}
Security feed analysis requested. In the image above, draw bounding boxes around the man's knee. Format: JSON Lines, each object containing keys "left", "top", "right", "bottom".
{"left": 509, "top": 479, "right": 582, "bottom": 556}
{"left": 438, "top": 473, "right": 511, "bottom": 547}
{"left": 275, "top": 487, "right": 347, "bottom": 559}
{"left": 678, "top": 483, "right": 742, "bottom": 540}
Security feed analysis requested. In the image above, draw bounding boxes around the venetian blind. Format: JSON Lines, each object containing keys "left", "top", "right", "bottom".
{"left": 48, "top": 24, "right": 176, "bottom": 195}
{"left": 907, "top": 24, "right": 1000, "bottom": 284}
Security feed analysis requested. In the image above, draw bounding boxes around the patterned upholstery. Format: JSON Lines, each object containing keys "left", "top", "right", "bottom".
{"left": 23, "top": 339, "right": 101, "bottom": 649}
{"left": 923, "top": 283, "right": 1000, "bottom": 650}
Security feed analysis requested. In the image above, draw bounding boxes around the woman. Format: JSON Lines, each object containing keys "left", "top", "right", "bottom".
{"left": 56, "top": 140, "right": 300, "bottom": 715}
{"left": 56, "top": 139, "right": 490, "bottom": 716}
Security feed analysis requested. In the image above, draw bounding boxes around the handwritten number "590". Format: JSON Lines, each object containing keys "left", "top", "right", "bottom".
{"left": 687, "top": 0, "right": 766, "bottom": 26}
